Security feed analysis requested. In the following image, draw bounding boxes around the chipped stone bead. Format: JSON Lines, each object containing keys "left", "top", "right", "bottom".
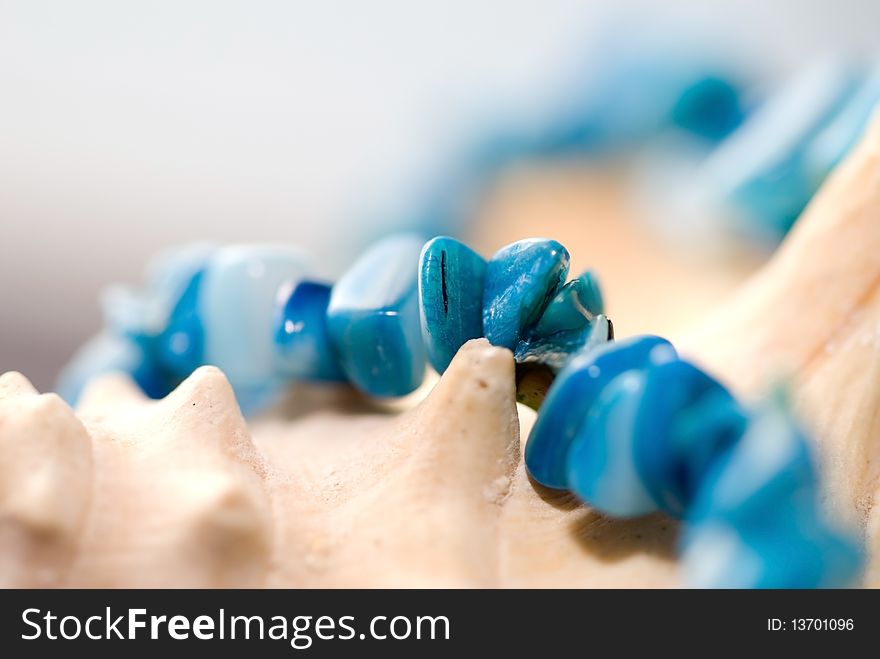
{"left": 482, "top": 239, "right": 569, "bottom": 350}
{"left": 274, "top": 280, "right": 345, "bottom": 381}
{"left": 514, "top": 313, "right": 612, "bottom": 375}
{"left": 327, "top": 234, "right": 427, "bottom": 397}
{"left": 633, "top": 359, "right": 748, "bottom": 517}
{"left": 532, "top": 269, "right": 604, "bottom": 337}
{"left": 418, "top": 236, "right": 487, "bottom": 374}
{"left": 525, "top": 335, "right": 676, "bottom": 489}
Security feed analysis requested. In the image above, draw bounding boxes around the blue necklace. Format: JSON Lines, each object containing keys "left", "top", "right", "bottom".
{"left": 58, "top": 233, "right": 863, "bottom": 589}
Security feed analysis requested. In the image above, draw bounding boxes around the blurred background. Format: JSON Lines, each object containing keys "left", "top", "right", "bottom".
{"left": 2, "top": 0, "right": 879, "bottom": 390}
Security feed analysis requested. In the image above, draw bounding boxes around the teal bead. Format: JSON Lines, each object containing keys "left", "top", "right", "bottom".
{"left": 327, "top": 233, "right": 427, "bottom": 397}
{"left": 532, "top": 269, "right": 604, "bottom": 336}
{"left": 805, "top": 62, "right": 880, "bottom": 181}
{"left": 683, "top": 495, "right": 863, "bottom": 588}
{"left": 274, "top": 281, "right": 345, "bottom": 381}
{"left": 199, "top": 245, "right": 312, "bottom": 408}
{"left": 707, "top": 58, "right": 859, "bottom": 240}
{"left": 154, "top": 268, "right": 205, "bottom": 378}
{"left": 687, "top": 394, "right": 816, "bottom": 525}
{"left": 102, "top": 243, "right": 214, "bottom": 339}
{"left": 482, "top": 239, "right": 570, "bottom": 350}
{"left": 55, "top": 331, "right": 172, "bottom": 405}
{"left": 633, "top": 359, "right": 748, "bottom": 517}
{"left": 682, "top": 395, "right": 863, "bottom": 587}
{"left": 525, "top": 334, "right": 676, "bottom": 489}
{"left": 514, "top": 313, "right": 612, "bottom": 374}
{"left": 566, "top": 370, "right": 659, "bottom": 518}
{"left": 418, "top": 236, "right": 487, "bottom": 373}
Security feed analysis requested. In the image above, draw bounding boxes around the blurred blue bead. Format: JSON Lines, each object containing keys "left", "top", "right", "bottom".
{"left": 101, "top": 243, "right": 214, "bottom": 340}
{"left": 706, "top": 58, "right": 860, "bottom": 241}
{"left": 805, "top": 62, "right": 880, "bottom": 181}
{"left": 532, "top": 269, "right": 603, "bottom": 337}
{"left": 418, "top": 236, "right": 487, "bottom": 374}
{"left": 199, "top": 245, "right": 312, "bottom": 401}
{"left": 327, "top": 234, "right": 427, "bottom": 397}
{"left": 539, "top": 57, "right": 746, "bottom": 157}
{"left": 683, "top": 496, "right": 863, "bottom": 588}
{"left": 687, "top": 395, "right": 817, "bottom": 524}
{"left": 154, "top": 267, "right": 205, "bottom": 378}
{"left": 566, "top": 370, "right": 659, "bottom": 518}
{"left": 482, "top": 239, "right": 569, "bottom": 350}
{"left": 633, "top": 359, "right": 748, "bottom": 517}
{"left": 525, "top": 335, "right": 676, "bottom": 489}
{"left": 274, "top": 280, "right": 345, "bottom": 381}
{"left": 670, "top": 75, "right": 746, "bottom": 141}
{"left": 682, "top": 396, "right": 863, "bottom": 587}
{"left": 55, "top": 331, "right": 172, "bottom": 405}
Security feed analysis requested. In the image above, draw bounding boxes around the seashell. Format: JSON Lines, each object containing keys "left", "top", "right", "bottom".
{"left": 3, "top": 112, "right": 880, "bottom": 587}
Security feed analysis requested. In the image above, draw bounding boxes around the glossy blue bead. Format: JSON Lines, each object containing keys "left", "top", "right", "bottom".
{"left": 327, "top": 233, "right": 427, "bottom": 397}
{"left": 418, "top": 236, "right": 487, "bottom": 374}
{"left": 633, "top": 360, "right": 748, "bottom": 517}
{"left": 274, "top": 281, "right": 345, "bottom": 381}
{"left": 566, "top": 370, "right": 659, "bottom": 517}
{"left": 524, "top": 335, "right": 676, "bottom": 489}
{"left": 482, "top": 239, "right": 569, "bottom": 350}
{"left": 532, "top": 269, "right": 604, "bottom": 337}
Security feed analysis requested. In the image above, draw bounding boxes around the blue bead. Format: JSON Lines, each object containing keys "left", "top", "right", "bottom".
{"left": 482, "top": 239, "right": 569, "bottom": 350}
{"left": 683, "top": 496, "right": 863, "bottom": 588}
{"left": 538, "top": 54, "right": 745, "bottom": 156}
{"left": 199, "top": 245, "right": 312, "bottom": 404}
{"left": 633, "top": 360, "right": 748, "bottom": 517}
{"left": 687, "top": 395, "right": 817, "bottom": 525}
{"left": 101, "top": 243, "right": 214, "bottom": 340}
{"left": 682, "top": 396, "right": 863, "bottom": 587}
{"left": 805, "top": 62, "right": 880, "bottom": 181}
{"left": 670, "top": 75, "right": 745, "bottom": 141}
{"left": 154, "top": 267, "right": 205, "bottom": 378}
{"left": 566, "top": 370, "right": 659, "bottom": 517}
{"left": 706, "top": 58, "right": 860, "bottom": 240}
{"left": 327, "top": 233, "right": 427, "bottom": 397}
{"left": 418, "top": 236, "right": 487, "bottom": 374}
{"left": 514, "top": 313, "right": 612, "bottom": 374}
{"left": 55, "top": 331, "right": 172, "bottom": 405}
{"left": 524, "top": 334, "right": 676, "bottom": 489}
{"left": 274, "top": 280, "right": 345, "bottom": 381}
{"left": 532, "top": 269, "right": 604, "bottom": 337}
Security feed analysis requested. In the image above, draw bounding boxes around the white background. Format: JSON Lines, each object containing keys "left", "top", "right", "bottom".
{"left": 1, "top": 0, "right": 877, "bottom": 388}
